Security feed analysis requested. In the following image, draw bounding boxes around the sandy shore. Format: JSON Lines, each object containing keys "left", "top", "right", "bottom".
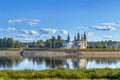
{"left": 0, "top": 51, "right": 20, "bottom": 56}
{"left": 23, "top": 51, "right": 120, "bottom": 58}
{"left": 1, "top": 50, "right": 120, "bottom": 58}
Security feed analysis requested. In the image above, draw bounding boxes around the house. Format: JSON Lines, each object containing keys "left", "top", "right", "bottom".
{"left": 62, "top": 34, "right": 73, "bottom": 49}
{"left": 63, "top": 31, "right": 87, "bottom": 49}
{"left": 72, "top": 32, "right": 87, "bottom": 49}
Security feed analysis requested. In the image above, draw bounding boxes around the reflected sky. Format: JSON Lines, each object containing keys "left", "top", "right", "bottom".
{"left": 0, "top": 57, "right": 120, "bottom": 70}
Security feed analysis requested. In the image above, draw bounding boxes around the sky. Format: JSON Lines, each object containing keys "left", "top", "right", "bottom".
{"left": 0, "top": 0, "right": 120, "bottom": 42}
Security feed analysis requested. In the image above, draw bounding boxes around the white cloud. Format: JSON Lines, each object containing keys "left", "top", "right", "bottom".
{"left": 102, "top": 35, "right": 113, "bottom": 39}
{"left": 23, "top": 38, "right": 33, "bottom": 41}
{"left": 60, "top": 30, "right": 68, "bottom": 34}
{"left": 19, "top": 29, "right": 38, "bottom": 36}
{"left": 15, "top": 37, "right": 33, "bottom": 42}
{"left": 19, "top": 29, "right": 29, "bottom": 34}
{"left": 0, "top": 28, "right": 4, "bottom": 31}
{"left": 27, "top": 19, "right": 40, "bottom": 26}
{"left": 39, "top": 28, "right": 56, "bottom": 38}
{"left": 39, "top": 34, "right": 51, "bottom": 38}
{"left": 102, "top": 22, "right": 120, "bottom": 26}
{"left": 29, "top": 30, "right": 38, "bottom": 35}
{"left": 8, "top": 18, "right": 40, "bottom": 26}
{"left": 16, "top": 34, "right": 27, "bottom": 38}
{"left": 6, "top": 27, "right": 16, "bottom": 32}
{"left": 88, "top": 26, "right": 117, "bottom": 31}
{"left": 40, "top": 28, "right": 56, "bottom": 35}
{"left": 8, "top": 19, "right": 24, "bottom": 24}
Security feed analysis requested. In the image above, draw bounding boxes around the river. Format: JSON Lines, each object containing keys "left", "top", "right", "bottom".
{"left": 0, "top": 56, "right": 120, "bottom": 70}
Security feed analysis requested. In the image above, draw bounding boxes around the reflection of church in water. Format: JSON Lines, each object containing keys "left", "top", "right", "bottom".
{"left": 62, "top": 32, "right": 87, "bottom": 49}
{"left": 64, "top": 58, "right": 88, "bottom": 69}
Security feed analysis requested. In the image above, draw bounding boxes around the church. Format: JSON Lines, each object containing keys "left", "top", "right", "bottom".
{"left": 62, "top": 32, "right": 87, "bottom": 49}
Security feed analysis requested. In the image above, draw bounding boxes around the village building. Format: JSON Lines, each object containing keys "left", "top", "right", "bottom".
{"left": 63, "top": 32, "right": 87, "bottom": 49}
{"left": 62, "top": 34, "right": 73, "bottom": 49}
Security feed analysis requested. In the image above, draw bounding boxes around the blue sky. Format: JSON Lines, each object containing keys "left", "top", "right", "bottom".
{"left": 0, "top": 0, "right": 120, "bottom": 42}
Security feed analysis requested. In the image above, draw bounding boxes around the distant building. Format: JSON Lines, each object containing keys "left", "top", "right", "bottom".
{"left": 63, "top": 31, "right": 87, "bottom": 49}
{"left": 62, "top": 34, "right": 73, "bottom": 49}
{"left": 72, "top": 32, "right": 87, "bottom": 49}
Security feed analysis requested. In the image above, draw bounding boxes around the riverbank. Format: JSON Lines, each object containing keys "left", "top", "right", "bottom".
{"left": 23, "top": 51, "right": 120, "bottom": 58}
{"left": 0, "top": 51, "right": 20, "bottom": 57}
{"left": 1, "top": 48, "right": 120, "bottom": 58}
{"left": 0, "top": 69, "right": 120, "bottom": 80}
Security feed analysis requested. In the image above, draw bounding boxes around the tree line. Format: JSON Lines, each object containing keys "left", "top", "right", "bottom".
{"left": 28, "top": 35, "right": 64, "bottom": 48}
{"left": 0, "top": 37, "right": 119, "bottom": 49}
{"left": 0, "top": 37, "right": 26, "bottom": 48}
{"left": 88, "top": 40, "right": 119, "bottom": 49}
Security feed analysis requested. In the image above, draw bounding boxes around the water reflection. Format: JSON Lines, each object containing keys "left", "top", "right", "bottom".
{"left": 0, "top": 57, "right": 120, "bottom": 70}
{"left": 0, "top": 57, "right": 21, "bottom": 69}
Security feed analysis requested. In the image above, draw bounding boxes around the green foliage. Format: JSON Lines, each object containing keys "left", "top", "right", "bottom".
{"left": 0, "top": 37, "right": 26, "bottom": 48}
{"left": 0, "top": 69, "right": 120, "bottom": 79}
{"left": 24, "top": 48, "right": 120, "bottom": 52}
{"left": 88, "top": 40, "right": 119, "bottom": 49}
{"left": 44, "top": 35, "right": 64, "bottom": 48}
{"left": 0, "top": 48, "right": 21, "bottom": 51}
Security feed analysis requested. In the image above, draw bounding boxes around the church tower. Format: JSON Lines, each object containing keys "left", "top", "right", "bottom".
{"left": 77, "top": 30, "right": 80, "bottom": 41}
{"left": 74, "top": 35, "right": 76, "bottom": 40}
{"left": 67, "top": 34, "right": 70, "bottom": 42}
{"left": 83, "top": 32, "right": 87, "bottom": 40}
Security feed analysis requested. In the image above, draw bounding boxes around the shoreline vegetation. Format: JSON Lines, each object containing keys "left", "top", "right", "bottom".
{"left": 0, "top": 69, "right": 120, "bottom": 79}
{"left": 24, "top": 48, "right": 120, "bottom": 51}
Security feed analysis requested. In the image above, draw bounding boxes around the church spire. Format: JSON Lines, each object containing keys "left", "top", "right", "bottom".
{"left": 77, "top": 30, "right": 80, "bottom": 40}
{"left": 83, "top": 32, "right": 87, "bottom": 40}
{"left": 67, "top": 34, "right": 70, "bottom": 42}
{"left": 74, "top": 35, "right": 76, "bottom": 40}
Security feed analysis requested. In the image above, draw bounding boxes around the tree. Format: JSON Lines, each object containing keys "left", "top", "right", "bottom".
{"left": 45, "top": 39, "right": 52, "bottom": 48}
{"left": 0, "top": 38, "right": 2, "bottom": 48}
{"left": 37, "top": 40, "right": 44, "bottom": 48}
{"left": 52, "top": 36, "right": 56, "bottom": 48}
{"left": 6, "top": 38, "right": 14, "bottom": 48}
{"left": 14, "top": 41, "right": 20, "bottom": 48}
{"left": 2, "top": 37, "right": 7, "bottom": 48}
{"left": 56, "top": 35, "right": 61, "bottom": 48}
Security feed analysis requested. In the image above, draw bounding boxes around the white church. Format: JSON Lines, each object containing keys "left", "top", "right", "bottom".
{"left": 62, "top": 32, "right": 87, "bottom": 49}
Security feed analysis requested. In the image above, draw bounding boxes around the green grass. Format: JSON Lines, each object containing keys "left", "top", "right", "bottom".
{"left": 0, "top": 69, "right": 120, "bottom": 79}
{"left": 24, "top": 48, "right": 120, "bottom": 52}
{"left": 0, "top": 48, "right": 21, "bottom": 51}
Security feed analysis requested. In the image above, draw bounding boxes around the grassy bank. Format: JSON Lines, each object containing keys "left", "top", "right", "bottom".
{"left": 24, "top": 48, "right": 120, "bottom": 52}
{"left": 0, "top": 69, "right": 120, "bottom": 80}
{"left": 0, "top": 48, "right": 21, "bottom": 51}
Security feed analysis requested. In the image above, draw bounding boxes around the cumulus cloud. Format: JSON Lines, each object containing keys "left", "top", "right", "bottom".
{"left": 19, "top": 29, "right": 38, "bottom": 35}
{"left": 39, "top": 34, "right": 51, "bottom": 38}
{"left": 8, "top": 18, "right": 25, "bottom": 24}
{"left": 19, "top": 29, "right": 29, "bottom": 34}
{"left": 102, "top": 35, "right": 112, "bottom": 39}
{"left": 16, "top": 34, "right": 27, "bottom": 38}
{"left": 8, "top": 18, "right": 40, "bottom": 26}
{"left": 15, "top": 37, "right": 33, "bottom": 42}
{"left": 88, "top": 26, "right": 117, "bottom": 31}
{"left": 23, "top": 38, "right": 33, "bottom": 41}
{"left": 27, "top": 19, "right": 40, "bottom": 26}
{"left": 29, "top": 30, "right": 38, "bottom": 35}
{"left": 6, "top": 27, "right": 16, "bottom": 32}
{"left": 40, "top": 28, "right": 56, "bottom": 35}
{"left": 60, "top": 30, "right": 68, "bottom": 34}
{"left": 39, "top": 28, "right": 56, "bottom": 38}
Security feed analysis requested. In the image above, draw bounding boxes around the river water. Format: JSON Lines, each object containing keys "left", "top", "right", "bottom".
{"left": 0, "top": 57, "right": 120, "bottom": 70}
